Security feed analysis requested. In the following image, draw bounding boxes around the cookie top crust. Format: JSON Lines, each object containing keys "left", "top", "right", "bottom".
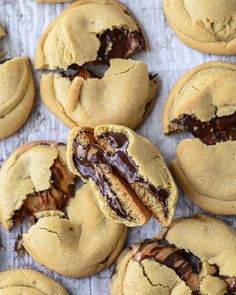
{"left": 163, "top": 61, "right": 236, "bottom": 134}
{"left": 0, "top": 141, "right": 75, "bottom": 229}
{"left": 0, "top": 269, "right": 68, "bottom": 294}
{"left": 164, "top": 0, "right": 236, "bottom": 55}
{"left": 40, "top": 59, "right": 159, "bottom": 129}
{"left": 35, "top": 0, "right": 146, "bottom": 70}
{"left": 110, "top": 215, "right": 236, "bottom": 295}
{"left": 23, "top": 182, "right": 127, "bottom": 278}
{"left": 67, "top": 125, "right": 178, "bottom": 227}
{"left": 0, "top": 57, "right": 35, "bottom": 139}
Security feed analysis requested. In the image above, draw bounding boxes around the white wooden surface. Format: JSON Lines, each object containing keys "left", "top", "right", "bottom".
{"left": 0, "top": 1, "right": 236, "bottom": 294}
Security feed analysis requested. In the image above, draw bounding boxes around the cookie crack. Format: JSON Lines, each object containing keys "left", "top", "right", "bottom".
{"left": 38, "top": 227, "right": 62, "bottom": 246}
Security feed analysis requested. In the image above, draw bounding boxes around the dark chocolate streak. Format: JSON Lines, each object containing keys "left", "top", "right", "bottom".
{"left": 213, "top": 265, "right": 236, "bottom": 295}
{"left": 61, "top": 64, "right": 98, "bottom": 81}
{"left": 136, "top": 239, "right": 202, "bottom": 293}
{"left": 172, "top": 112, "right": 236, "bottom": 145}
{"left": 100, "top": 133, "right": 169, "bottom": 217}
{"left": 72, "top": 141, "right": 130, "bottom": 220}
{"left": 97, "top": 28, "right": 145, "bottom": 63}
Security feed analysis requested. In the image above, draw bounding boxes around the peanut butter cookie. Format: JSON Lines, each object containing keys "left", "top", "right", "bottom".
{"left": 67, "top": 125, "right": 178, "bottom": 227}
{"left": 110, "top": 215, "right": 236, "bottom": 295}
{"left": 164, "top": 0, "right": 236, "bottom": 55}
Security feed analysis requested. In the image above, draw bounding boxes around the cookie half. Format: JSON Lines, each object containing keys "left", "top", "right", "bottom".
{"left": 0, "top": 269, "right": 68, "bottom": 294}
{"left": 164, "top": 0, "right": 236, "bottom": 55}
{"left": 40, "top": 59, "right": 159, "bottom": 129}
{"left": 0, "top": 57, "right": 35, "bottom": 139}
{"left": 110, "top": 215, "right": 236, "bottom": 295}
{"left": 35, "top": 0, "right": 146, "bottom": 69}
{"left": 0, "top": 142, "right": 127, "bottom": 277}
{"left": 163, "top": 61, "right": 236, "bottom": 214}
{"left": 67, "top": 125, "right": 178, "bottom": 227}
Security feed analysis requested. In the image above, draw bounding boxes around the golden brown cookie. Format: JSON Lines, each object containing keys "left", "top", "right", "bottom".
{"left": 40, "top": 59, "right": 159, "bottom": 129}
{"left": 163, "top": 0, "right": 236, "bottom": 55}
{"left": 0, "top": 24, "right": 6, "bottom": 57}
{"left": 67, "top": 125, "right": 178, "bottom": 227}
{"left": 35, "top": 0, "right": 146, "bottom": 69}
{"left": 0, "top": 57, "right": 35, "bottom": 140}
{"left": 0, "top": 269, "right": 68, "bottom": 294}
{"left": 0, "top": 141, "right": 127, "bottom": 277}
{"left": 163, "top": 61, "right": 236, "bottom": 214}
{"left": 110, "top": 215, "right": 236, "bottom": 295}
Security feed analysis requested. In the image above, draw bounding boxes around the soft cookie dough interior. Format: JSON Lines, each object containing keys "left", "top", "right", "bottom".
{"left": 0, "top": 269, "right": 69, "bottom": 295}
{"left": 110, "top": 215, "right": 236, "bottom": 295}
{"left": 163, "top": 0, "right": 236, "bottom": 55}
{"left": 40, "top": 59, "right": 159, "bottom": 129}
{"left": 35, "top": 0, "right": 146, "bottom": 70}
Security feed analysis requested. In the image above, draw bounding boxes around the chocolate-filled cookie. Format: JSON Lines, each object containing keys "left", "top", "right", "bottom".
{"left": 164, "top": 0, "right": 236, "bottom": 55}
{"left": 35, "top": 0, "right": 146, "bottom": 69}
{"left": 163, "top": 61, "right": 236, "bottom": 214}
{"left": 0, "top": 57, "right": 35, "bottom": 139}
{"left": 110, "top": 215, "right": 236, "bottom": 295}
{"left": 67, "top": 125, "right": 178, "bottom": 227}
{"left": 0, "top": 269, "right": 68, "bottom": 295}
{"left": 40, "top": 59, "right": 158, "bottom": 129}
{"left": 0, "top": 142, "right": 127, "bottom": 277}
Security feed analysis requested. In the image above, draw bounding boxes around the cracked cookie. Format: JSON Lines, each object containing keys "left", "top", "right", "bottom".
{"left": 40, "top": 59, "right": 159, "bottom": 129}
{"left": 35, "top": 0, "right": 146, "bottom": 69}
{"left": 67, "top": 125, "right": 178, "bottom": 227}
{"left": 0, "top": 142, "right": 127, "bottom": 277}
{"left": 164, "top": 0, "right": 236, "bottom": 55}
{"left": 0, "top": 24, "right": 6, "bottom": 57}
{"left": 0, "top": 57, "right": 35, "bottom": 140}
{"left": 0, "top": 269, "right": 68, "bottom": 294}
{"left": 162, "top": 61, "right": 236, "bottom": 214}
{"left": 110, "top": 215, "right": 236, "bottom": 295}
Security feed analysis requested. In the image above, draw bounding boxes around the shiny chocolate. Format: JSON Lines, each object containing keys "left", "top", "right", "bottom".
{"left": 97, "top": 28, "right": 145, "bottom": 63}
{"left": 99, "top": 132, "right": 170, "bottom": 216}
{"left": 135, "top": 239, "right": 202, "bottom": 292}
{"left": 172, "top": 112, "right": 236, "bottom": 145}
{"left": 72, "top": 140, "right": 131, "bottom": 220}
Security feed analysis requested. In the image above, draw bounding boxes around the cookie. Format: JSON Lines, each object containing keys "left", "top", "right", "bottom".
{"left": 162, "top": 61, "right": 236, "bottom": 214}
{"left": 40, "top": 59, "right": 159, "bottom": 129}
{"left": 0, "top": 142, "right": 127, "bottom": 277}
{"left": 0, "top": 57, "right": 35, "bottom": 140}
{"left": 0, "top": 24, "right": 6, "bottom": 57}
{"left": 110, "top": 215, "right": 236, "bottom": 295}
{"left": 35, "top": 0, "right": 146, "bottom": 69}
{"left": 163, "top": 0, "right": 236, "bottom": 55}
{"left": 0, "top": 269, "right": 68, "bottom": 294}
{"left": 67, "top": 125, "right": 178, "bottom": 227}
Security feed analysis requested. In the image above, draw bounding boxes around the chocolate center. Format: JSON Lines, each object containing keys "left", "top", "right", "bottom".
{"left": 134, "top": 239, "right": 202, "bottom": 293}
{"left": 61, "top": 64, "right": 98, "bottom": 81}
{"left": 99, "top": 133, "right": 169, "bottom": 217}
{"left": 13, "top": 158, "right": 75, "bottom": 225}
{"left": 72, "top": 138, "right": 132, "bottom": 220}
{"left": 97, "top": 28, "right": 146, "bottom": 63}
{"left": 172, "top": 112, "right": 236, "bottom": 145}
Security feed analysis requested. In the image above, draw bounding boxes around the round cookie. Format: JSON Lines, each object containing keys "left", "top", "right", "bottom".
{"left": 110, "top": 215, "right": 236, "bottom": 295}
{"left": 40, "top": 59, "right": 159, "bottom": 129}
{"left": 0, "top": 141, "right": 127, "bottom": 277}
{"left": 162, "top": 61, "right": 236, "bottom": 214}
{"left": 0, "top": 269, "right": 68, "bottom": 295}
{"left": 0, "top": 57, "right": 35, "bottom": 139}
{"left": 163, "top": 0, "right": 236, "bottom": 55}
{"left": 35, "top": 0, "right": 147, "bottom": 70}
{"left": 67, "top": 124, "right": 178, "bottom": 227}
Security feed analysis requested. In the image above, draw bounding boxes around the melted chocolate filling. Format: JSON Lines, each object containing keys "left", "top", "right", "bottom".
{"left": 61, "top": 64, "right": 98, "bottom": 81}
{"left": 97, "top": 28, "right": 145, "bottom": 63}
{"left": 99, "top": 133, "right": 169, "bottom": 217}
{"left": 135, "top": 239, "right": 202, "bottom": 292}
{"left": 72, "top": 140, "right": 131, "bottom": 220}
{"left": 213, "top": 265, "right": 236, "bottom": 294}
{"left": 13, "top": 158, "right": 75, "bottom": 225}
{"left": 172, "top": 112, "right": 236, "bottom": 145}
